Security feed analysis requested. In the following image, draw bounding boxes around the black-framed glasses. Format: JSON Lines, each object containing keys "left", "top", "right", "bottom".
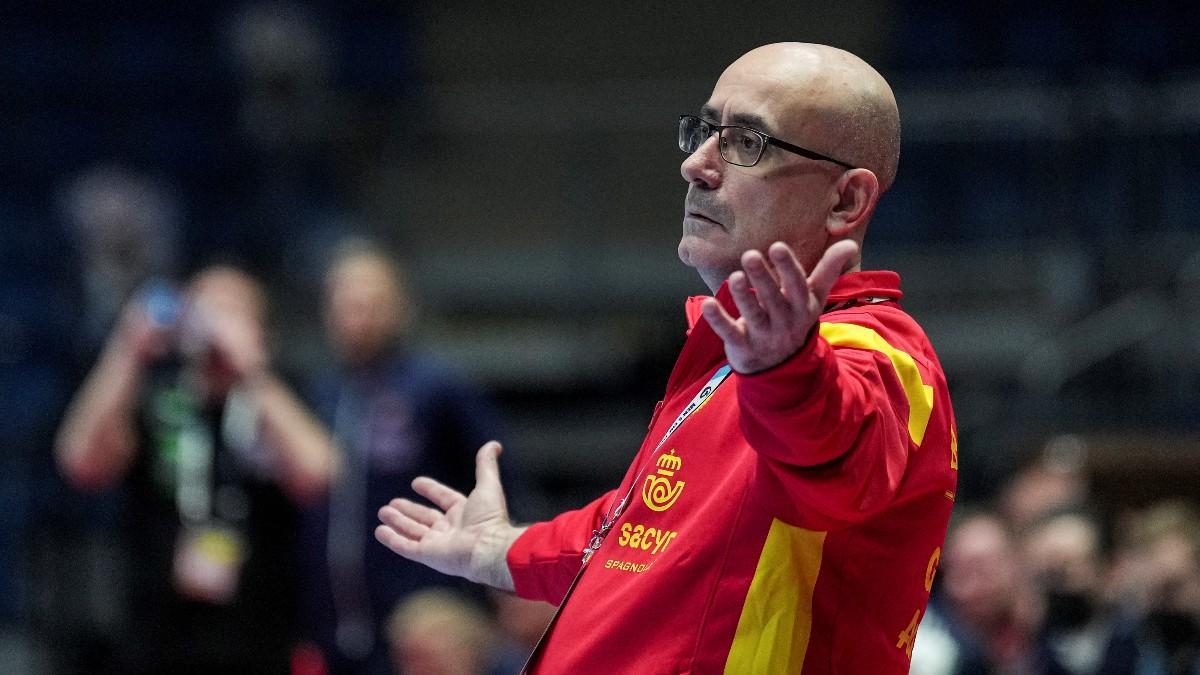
{"left": 677, "top": 114, "right": 855, "bottom": 169}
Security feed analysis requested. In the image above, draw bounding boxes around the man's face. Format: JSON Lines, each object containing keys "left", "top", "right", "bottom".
{"left": 325, "top": 255, "right": 406, "bottom": 366}
{"left": 181, "top": 269, "right": 266, "bottom": 398}
{"left": 678, "top": 51, "right": 841, "bottom": 291}
{"left": 1022, "top": 515, "right": 1102, "bottom": 595}
{"left": 943, "top": 516, "right": 1019, "bottom": 627}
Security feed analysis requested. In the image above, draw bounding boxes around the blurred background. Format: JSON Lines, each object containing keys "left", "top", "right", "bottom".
{"left": 4, "top": 0, "right": 1200, "bottom": 673}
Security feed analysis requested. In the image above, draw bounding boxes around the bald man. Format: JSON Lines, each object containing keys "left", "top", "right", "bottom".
{"left": 375, "top": 43, "right": 958, "bottom": 673}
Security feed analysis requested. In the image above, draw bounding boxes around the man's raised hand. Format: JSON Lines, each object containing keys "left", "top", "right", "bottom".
{"left": 375, "top": 441, "right": 525, "bottom": 591}
{"left": 701, "top": 240, "right": 859, "bottom": 374}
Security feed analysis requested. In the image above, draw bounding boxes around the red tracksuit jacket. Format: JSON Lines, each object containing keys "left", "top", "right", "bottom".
{"left": 507, "top": 271, "right": 958, "bottom": 674}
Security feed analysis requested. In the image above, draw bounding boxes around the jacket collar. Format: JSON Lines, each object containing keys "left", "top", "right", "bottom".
{"left": 684, "top": 270, "right": 903, "bottom": 331}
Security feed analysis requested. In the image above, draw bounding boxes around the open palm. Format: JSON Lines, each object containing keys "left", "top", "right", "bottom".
{"left": 375, "top": 441, "right": 523, "bottom": 590}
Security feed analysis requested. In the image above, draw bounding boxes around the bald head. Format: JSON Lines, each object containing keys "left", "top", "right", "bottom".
{"left": 720, "top": 43, "right": 900, "bottom": 192}
{"left": 679, "top": 43, "right": 900, "bottom": 289}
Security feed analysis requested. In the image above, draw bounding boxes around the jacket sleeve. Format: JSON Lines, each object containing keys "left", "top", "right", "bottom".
{"left": 737, "top": 316, "right": 933, "bottom": 528}
{"left": 506, "top": 490, "right": 615, "bottom": 604}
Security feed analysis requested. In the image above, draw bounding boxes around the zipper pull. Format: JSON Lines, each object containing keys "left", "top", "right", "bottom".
{"left": 581, "top": 529, "right": 604, "bottom": 564}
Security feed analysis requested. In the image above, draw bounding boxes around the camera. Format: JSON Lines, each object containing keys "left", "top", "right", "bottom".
{"left": 142, "top": 280, "right": 181, "bottom": 328}
{"left": 140, "top": 280, "right": 211, "bottom": 356}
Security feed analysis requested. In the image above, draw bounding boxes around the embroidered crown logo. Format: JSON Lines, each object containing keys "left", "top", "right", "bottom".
{"left": 642, "top": 449, "right": 685, "bottom": 512}
{"left": 656, "top": 451, "right": 682, "bottom": 473}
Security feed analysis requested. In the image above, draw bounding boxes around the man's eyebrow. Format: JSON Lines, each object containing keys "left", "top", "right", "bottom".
{"left": 699, "top": 106, "right": 772, "bottom": 134}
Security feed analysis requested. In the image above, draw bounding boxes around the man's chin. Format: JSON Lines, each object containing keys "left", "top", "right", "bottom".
{"left": 678, "top": 238, "right": 733, "bottom": 288}
{"left": 677, "top": 237, "right": 703, "bottom": 268}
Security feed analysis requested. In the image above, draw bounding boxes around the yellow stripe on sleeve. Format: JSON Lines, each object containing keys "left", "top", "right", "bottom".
{"left": 818, "top": 322, "right": 935, "bottom": 446}
{"left": 724, "top": 521, "right": 825, "bottom": 674}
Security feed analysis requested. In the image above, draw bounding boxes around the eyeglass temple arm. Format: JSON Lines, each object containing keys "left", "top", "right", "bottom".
{"left": 769, "top": 137, "right": 856, "bottom": 170}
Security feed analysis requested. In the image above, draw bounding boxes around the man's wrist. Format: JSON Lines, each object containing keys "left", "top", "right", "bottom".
{"left": 475, "top": 523, "right": 527, "bottom": 591}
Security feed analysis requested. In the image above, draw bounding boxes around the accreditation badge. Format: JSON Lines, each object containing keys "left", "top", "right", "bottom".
{"left": 172, "top": 523, "right": 247, "bottom": 605}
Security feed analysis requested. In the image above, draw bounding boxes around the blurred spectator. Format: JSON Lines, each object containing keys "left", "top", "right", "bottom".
{"left": 227, "top": 2, "right": 337, "bottom": 157}
{"left": 386, "top": 589, "right": 495, "bottom": 675}
{"left": 55, "top": 265, "right": 338, "bottom": 673}
{"left": 1000, "top": 435, "right": 1090, "bottom": 534}
{"left": 22, "top": 164, "right": 184, "bottom": 672}
{"left": 297, "top": 239, "right": 508, "bottom": 674}
{"left": 221, "top": 2, "right": 353, "bottom": 283}
{"left": 911, "top": 603, "right": 976, "bottom": 675}
{"left": 487, "top": 591, "right": 556, "bottom": 674}
{"left": 1020, "top": 508, "right": 1115, "bottom": 674}
{"left": 59, "top": 163, "right": 181, "bottom": 358}
{"left": 931, "top": 509, "right": 1041, "bottom": 673}
{"left": 1101, "top": 500, "right": 1200, "bottom": 674}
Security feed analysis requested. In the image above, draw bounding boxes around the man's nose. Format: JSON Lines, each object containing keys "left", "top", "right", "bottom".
{"left": 680, "top": 134, "right": 722, "bottom": 188}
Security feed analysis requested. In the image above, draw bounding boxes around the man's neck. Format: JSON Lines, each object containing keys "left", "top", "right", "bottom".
{"left": 699, "top": 270, "right": 724, "bottom": 295}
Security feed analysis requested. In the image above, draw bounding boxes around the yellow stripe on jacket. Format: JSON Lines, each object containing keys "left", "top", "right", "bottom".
{"left": 725, "top": 520, "right": 826, "bottom": 674}
{"left": 818, "top": 322, "right": 935, "bottom": 446}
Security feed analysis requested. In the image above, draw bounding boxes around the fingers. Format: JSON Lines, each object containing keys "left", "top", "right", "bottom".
{"left": 474, "top": 441, "right": 503, "bottom": 489}
{"left": 412, "top": 476, "right": 465, "bottom": 512}
{"left": 741, "top": 250, "right": 790, "bottom": 318}
{"left": 807, "top": 240, "right": 859, "bottom": 305}
{"left": 767, "top": 242, "right": 809, "bottom": 308}
{"left": 389, "top": 497, "right": 442, "bottom": 527}
{"left": 700, "top": 297, "right": 745, "bottom": 347}
{"left": 727, "top": 270, "right": 769, "bottom": 330}
{"left": 208, "top": 318, "right": 267, "bottom": 378}
{"left": 374, "top": 524, "right": 420, "bottom": 558}
{"left": 378, "top": 504, "right": 431, "bottom": 540}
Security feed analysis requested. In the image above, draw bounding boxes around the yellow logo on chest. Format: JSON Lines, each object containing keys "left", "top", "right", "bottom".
{"left": 641, "top": 449, "right": 685, "bottom": 512}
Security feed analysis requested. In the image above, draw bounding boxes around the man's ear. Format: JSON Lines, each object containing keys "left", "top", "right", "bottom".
{"left": 826, "top": 169, "right": 880, "bottom": 238}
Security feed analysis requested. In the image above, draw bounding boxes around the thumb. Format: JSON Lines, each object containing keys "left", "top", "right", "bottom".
{"left": 474, "top": 440, "right": 504, "bottom": 488}
{"left": 808, "top": 240, "right": 859, "bottom": 304}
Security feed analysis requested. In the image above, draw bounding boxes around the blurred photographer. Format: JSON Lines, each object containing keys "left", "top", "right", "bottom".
{"left": 1101, "top": 501, "right": 1200, "bottom": 674}
{"left": 55, "top": 265, "right": 338, "bottom": 673}
{"left": 1020, "top": 509, "right": 1114, "bottom": 674}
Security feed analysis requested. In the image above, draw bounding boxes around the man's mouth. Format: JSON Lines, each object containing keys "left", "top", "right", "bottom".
{"left": 685, "top": 210, "right": 723, "bottom": 228}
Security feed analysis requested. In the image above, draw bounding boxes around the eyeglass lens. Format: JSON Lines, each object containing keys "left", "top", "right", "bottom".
{"left": 678, "top": 116, "right": 765, "bottom": 167}
{"left": 720, "top": 127, "right": 764, "bottom": 166}
{"left": 678, "top": 117, "right": 709, "bottom": 154}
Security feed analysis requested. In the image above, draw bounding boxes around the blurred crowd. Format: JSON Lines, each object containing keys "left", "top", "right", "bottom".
{"left": 38, "top": 161, "right": 554, "bottom": 674}
{"left": 0, "top": 4, "right": 564, "bottom": 672}
{"left": 914, "top": 445, "right": 1200, "bottom": 675}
